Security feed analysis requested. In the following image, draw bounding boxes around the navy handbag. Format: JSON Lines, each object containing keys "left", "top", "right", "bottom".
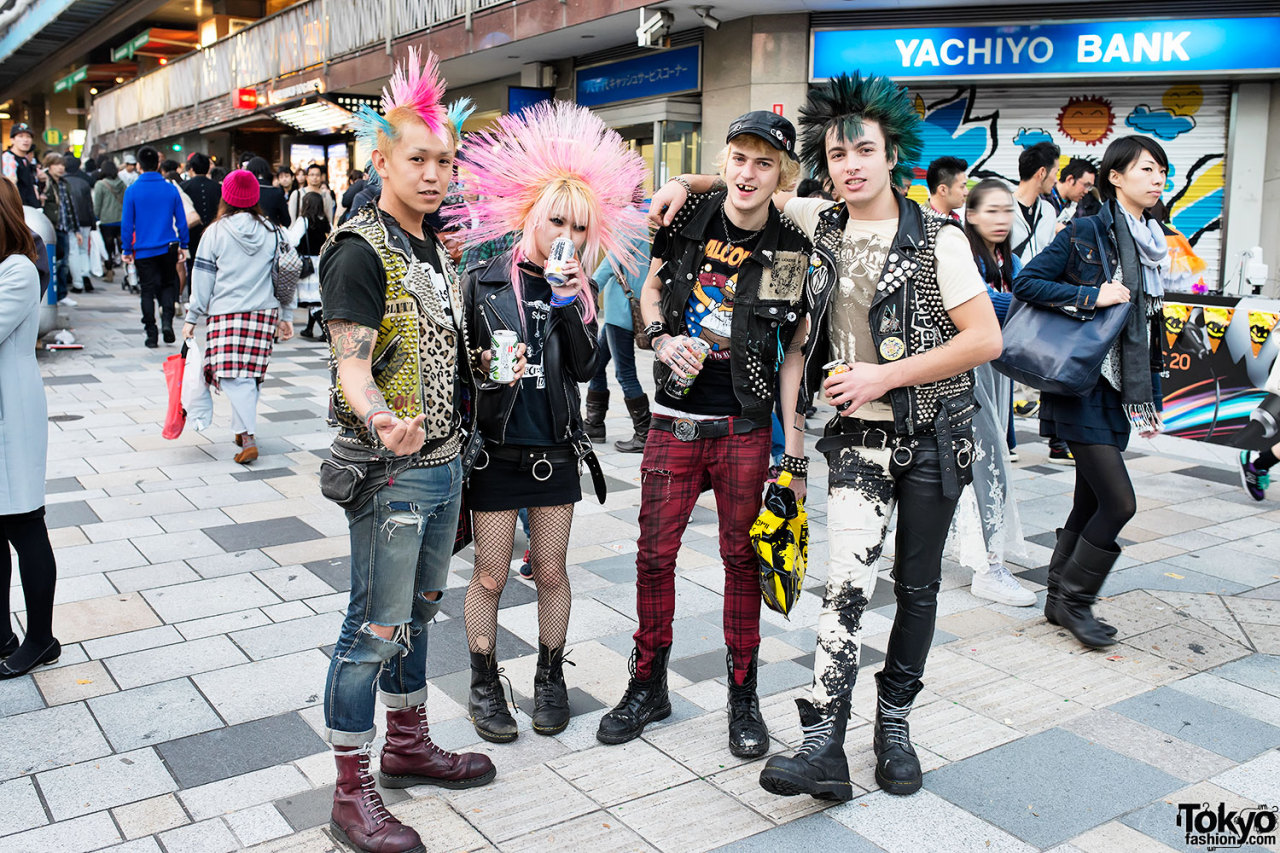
{"left": 993, "top": 221, "right": 1131, "bottom": 397}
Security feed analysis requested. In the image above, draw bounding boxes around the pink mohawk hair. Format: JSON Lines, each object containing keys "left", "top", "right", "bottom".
{"left": 382, "top": 46, "right": 449, "bottom": 141}
{"left": 453, "top": 100, "right": 649, "bottom": 314}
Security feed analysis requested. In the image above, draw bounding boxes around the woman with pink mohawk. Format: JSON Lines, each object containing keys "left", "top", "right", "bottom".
{"left": 317, "top": 47, "right": 506, "bottom": 853}
{"left": 458, "top": 100, "right": 647, "bottom": 742}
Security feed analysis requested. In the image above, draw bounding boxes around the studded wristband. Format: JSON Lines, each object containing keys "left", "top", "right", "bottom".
{"left": 668, "top": 176, "right": 692, "bottom": 195}
{"left": 780, "top": 454, "right": 809, "bottom": 479}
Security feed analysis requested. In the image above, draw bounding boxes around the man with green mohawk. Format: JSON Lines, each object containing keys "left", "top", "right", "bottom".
{"left": 649, "top": 71, "right": 1002, "bottom": 799}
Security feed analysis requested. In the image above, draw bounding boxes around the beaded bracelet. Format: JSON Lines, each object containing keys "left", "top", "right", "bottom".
{"left": 780, "top": 454, "right": 809, "bottom": 479}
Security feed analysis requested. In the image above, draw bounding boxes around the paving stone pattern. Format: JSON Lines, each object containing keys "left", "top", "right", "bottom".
{"left": 3, "top": 286, "right": 1280, "bottom": 851}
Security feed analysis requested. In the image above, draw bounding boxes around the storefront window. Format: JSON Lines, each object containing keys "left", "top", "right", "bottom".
{"left": 616, "top": 120, "right": 701, "bottom": 199}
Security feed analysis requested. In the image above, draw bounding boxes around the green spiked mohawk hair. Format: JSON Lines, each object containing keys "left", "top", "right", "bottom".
{"left": 798, "top": 71, "right": 922, "bottom": 192}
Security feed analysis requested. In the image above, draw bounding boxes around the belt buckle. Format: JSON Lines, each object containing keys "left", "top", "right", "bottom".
{"left": 865, "top": 427, "right": 889, "bottom": 450}
{"left": 672, "top": 418, "right": 700, "bottom": 442}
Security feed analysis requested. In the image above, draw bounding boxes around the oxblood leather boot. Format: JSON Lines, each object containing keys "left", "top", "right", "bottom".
{"left": 379, "top": 704, "right": 495, "bottom": 789}
{"left": 758, "top": 697, "right": 853, "bottom": 801}
{"left": 596, "top": 646, "right": 671, "bottom": 744}
{"left": 726, "top": 648, "right": 768, "bottom": 758}
{"left": 584, "top": 389, "right": 609, "bottom": 442}
{"left": 330, "top": 745, "right": 424, "bottom": 853}
{"left": 1044, "top": 528, "right": 1116, "bottom": 637}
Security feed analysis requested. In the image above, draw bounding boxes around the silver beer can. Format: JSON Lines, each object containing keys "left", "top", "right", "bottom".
{"left": 545, "top": 237, "right": 576, "bottom": 286}
{"left": 491, "top": 330, "right": 519, "bottom": 383}
{"left": 665, "top": 336, "right": 711, "bottom": 397}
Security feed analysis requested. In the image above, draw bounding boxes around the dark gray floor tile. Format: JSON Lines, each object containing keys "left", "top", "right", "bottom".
{"left": 580, "top": 553, "right": 639, "bottom": 585}
{"left": 603, "top": 475, "right": 638, "bottom": 493}
{"left": 670, "top": 649, "right": 728, "bottom": 683}
{"left": 261, "top": 409, "right": 316, "bottom": 422}
{"left": 712, "top": 814, "right": 886, "bottom": 853}
{"left": 1121, "top": 796, "right": 1274, "bottom": 852}
{"left": 1109, "top": 686, "right": 1280, "bottom": 761}
{"left": 1173, "top": 465, "right": 1240, "bottom": 487}
{"left": 44, "top": 374, "right": 101, "bottom": 385}
{"left": 427, "top": 617, "right": 533, "bottom": 681}
{"left": 157, "top": 711, "right": 328, "bottom": 788}
{"left": 306, "top": 558, "right": 351, "bottom": 593}
{"left": 1015, "top": 565, "right": 1050, "bottom": 585}
{"left": 203, "top": 517, "right": 324, "bottom": 551}
{"left": 1022, "top": 464, "right": 1060, "bottom": 476}
{"left": 44, "top": 476, "right": 84, "bottom": 495}
{"left": 925, "top": 728, "right": 1182, "bottom": 849}
{"left": 435, "top": 577, "right": 536, "bottom": 620}
{"left": 43, "top": 500, "right": 101, "bottom": 529}
{"left": 231, "top": 467, "right": 294, "bottom": 482}
{"left": 275, "top": 784, "right": 408, "bottom": 832}
{"left": 1025, "top": 530, "right": 1058, "bottom": 549}
{"left": 515, "top": 687, "right": 605, "bottom": 717}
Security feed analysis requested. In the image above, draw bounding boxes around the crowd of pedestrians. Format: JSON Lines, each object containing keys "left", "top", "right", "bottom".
{"left": 1, "top": 45, "right": 1275, "bottom": 853}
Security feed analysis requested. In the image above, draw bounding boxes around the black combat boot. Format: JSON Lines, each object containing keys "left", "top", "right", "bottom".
{"left": 531, "top": 643, "right": 572, "bottom": 735}
{"left": 468, "top": 651, "right": 518, "bottom": 743}
{"left": 614, "top": 395, "right": 650, "bottom": 454}
{"left": 874, "top": 695, "right": 922, "bottom": 795}
{"left": 596, "top": 646, "right": 671, "bottom": 744}
{"left": 726, "top": 648, "right": 768, "bottom": 758}
{"left": 758, "top": 697, "right": 853, "bottom": 801}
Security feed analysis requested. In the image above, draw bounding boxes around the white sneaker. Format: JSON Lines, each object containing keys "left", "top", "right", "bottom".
{"left": 1008, "top": 450, "right": 1019, "bottom": 462}
{"left": 60, "top": 297, "right": 78, "bottom": 307}
{"left": 971, "top": 563, "right": 1037, "bottom": 606}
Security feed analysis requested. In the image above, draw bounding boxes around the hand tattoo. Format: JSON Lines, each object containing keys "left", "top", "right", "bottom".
{"left": 329, "top": 320, "right": 375, "bottom": 362}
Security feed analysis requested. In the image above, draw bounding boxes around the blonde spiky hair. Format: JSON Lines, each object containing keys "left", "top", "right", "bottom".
{"left": 454, "top": 100, "right": 648, "bottom": 321}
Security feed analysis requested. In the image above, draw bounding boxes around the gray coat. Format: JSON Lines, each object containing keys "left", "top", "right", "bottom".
{"left": 0, "top": 254, "right": 47, "bottom": 514}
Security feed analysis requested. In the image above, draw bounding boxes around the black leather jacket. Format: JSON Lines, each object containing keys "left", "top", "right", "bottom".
{"left": 463, "top": 251, "right": 598, "bottom": 445}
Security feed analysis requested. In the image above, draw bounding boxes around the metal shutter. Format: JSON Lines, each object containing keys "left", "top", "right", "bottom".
{"left": 902, "top": 83, "right": 1228, "bottom": 285}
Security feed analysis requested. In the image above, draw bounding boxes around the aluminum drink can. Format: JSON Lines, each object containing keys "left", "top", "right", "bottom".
{"left": 491, "top": 330, "right": 519, "bottom": 383}
{"left": 824, "top": 359, "right": 851, "bottom": 412}
{"left": 665, "top": 337, "right": 712, "bottom": 397}
{"left": 545, "top": 237, "right": 576, "bottom": 285}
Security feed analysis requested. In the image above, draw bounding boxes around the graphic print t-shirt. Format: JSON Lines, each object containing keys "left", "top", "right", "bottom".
{"left": 653, "top": 212, "right": 758, "bottom": 416}
{"left": 502, "top": 270, "right": 558, "bottom": 446}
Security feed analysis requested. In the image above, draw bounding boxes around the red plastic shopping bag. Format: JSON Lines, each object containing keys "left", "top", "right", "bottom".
{"left": 162, "top": 344, "right": 187, "bottom": 439}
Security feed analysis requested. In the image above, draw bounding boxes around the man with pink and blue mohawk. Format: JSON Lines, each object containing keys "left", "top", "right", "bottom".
{"left": 317, "top": 47, "right": 506, "bottom": 853}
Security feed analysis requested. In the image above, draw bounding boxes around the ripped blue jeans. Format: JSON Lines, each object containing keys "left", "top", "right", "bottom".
{"left": 322, "top": 457, "right": 462, "bottom": 746}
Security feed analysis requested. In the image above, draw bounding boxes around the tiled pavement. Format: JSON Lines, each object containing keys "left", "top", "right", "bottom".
{"left": 3, "top": 283, "right": 1279, "bottom": 853}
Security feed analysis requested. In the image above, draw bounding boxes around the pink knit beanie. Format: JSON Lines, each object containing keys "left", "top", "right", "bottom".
{"left": 221, "top": 169, "right": 260, "bottom": 208}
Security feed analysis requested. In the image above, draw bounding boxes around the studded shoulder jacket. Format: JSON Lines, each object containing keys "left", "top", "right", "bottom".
{"left": 800, "top": 192, "right": 976, "bottom": 436}
{"left": 654, "top": 190, "right": 811, "bottom": 427}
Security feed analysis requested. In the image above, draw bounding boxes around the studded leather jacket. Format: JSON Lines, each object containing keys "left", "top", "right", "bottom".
{"left": 800, "top": 193, "right": 976, "bottom": 437}
{"left": 654, "top": 191, "right": 811, "bottom": 427}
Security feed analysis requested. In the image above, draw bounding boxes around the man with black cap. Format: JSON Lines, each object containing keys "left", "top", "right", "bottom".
{"left": 597, "top": 111, "right": 811, "bottom": 759}
{"left": 2, "top": 124, "right": 40, "bottom": 208}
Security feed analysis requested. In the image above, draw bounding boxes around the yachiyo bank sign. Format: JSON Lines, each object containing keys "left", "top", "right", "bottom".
{"left": 811, "top": 17, "right": 1280, "bottom": 81}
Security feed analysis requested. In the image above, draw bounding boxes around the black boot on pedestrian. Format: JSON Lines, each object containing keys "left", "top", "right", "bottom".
{"left": 874, "top": 696, "right": 922, "bottom": 795}
{"left": 144, "top": 325, "right": 159, "bottom": 348}
{"left": 1045, "top": 528, "right": 1116, "bottom": 637}
{"left": 532, "top": 643, "right": 573, "bottom": 736}
{"left": 1057, "top": 537, "right": 1121, "bottom": 649}
{"left": 726, "top": 648, "right": 768, "bottom": 758}
{"left": 468, "top": 651, "right": 518, "bottom": 743}
{"left": 584, "top": 389, "right": 609, "bottom": 443}
{"left": 614, "top": 394, "right": 650, "bottom": 454}
{"left": 758, "top": 697, "right": 853, "bottom": 801}
{"left": 163, "top": 325, "right": 176, "bottom": 344}
{"left": 0, "top": 633, "right": 17, "bottom": 660}
{"left": 596, "top": 646, "right": 671, "bottom": 744}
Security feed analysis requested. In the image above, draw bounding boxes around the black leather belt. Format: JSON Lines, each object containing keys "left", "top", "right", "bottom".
{"left": 650, "top": 414, "right": 756, "bottom": 442}
{"left": 476, "top": 444, "right": 577, "bottom": 481}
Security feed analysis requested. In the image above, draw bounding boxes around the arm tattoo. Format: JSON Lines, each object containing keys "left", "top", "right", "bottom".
{"left": 358, "top": 376, "right": 389, "bottom": 414}
{"left": 709, "top": 177, "right": 727, "bottom": 192}
{"left": 329, "top": 320, "right": 375, "bottom": 363}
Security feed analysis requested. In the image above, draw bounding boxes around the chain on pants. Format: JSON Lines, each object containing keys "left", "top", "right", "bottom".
{"left": 812, "top": 442, "right": 961, "bottom": 712}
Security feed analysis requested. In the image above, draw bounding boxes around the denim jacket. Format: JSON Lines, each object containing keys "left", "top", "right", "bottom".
{"left": 1012, "top": 205, "right": 1120, "bottom": 318}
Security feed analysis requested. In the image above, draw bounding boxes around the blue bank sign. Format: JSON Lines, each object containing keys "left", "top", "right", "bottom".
{"left": 576, "top": 44, "right": 700, "bottom": 107}
{"left": 812, "top": 17, "right": 1280, "bottom": 81}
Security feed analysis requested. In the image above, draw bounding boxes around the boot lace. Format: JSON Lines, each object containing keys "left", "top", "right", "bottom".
{"left": 487, "top": 661, "right": 520, "bottom": 716}
{"left": 412, "top": 704, "right": 453, "bottom": 759}
{"left": 613, "top": 648, "right": 651, "bottom": 715}
{"left": 535, "top": 650, "right": 575, "bottom": 708}
{"left": 795, "top": 715, "right": 836, "bottom": 758}
{"left": 879, "top": 716, "right": 911, "bottom": 750}
{"left": 356, "top": 745, "right": 392, "bottom": 826}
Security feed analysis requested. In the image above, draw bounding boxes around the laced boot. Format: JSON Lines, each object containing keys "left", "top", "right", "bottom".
{"left": 757, "top": 697, "right": 853, "bottom": 801}
{"left": 468, "top": 651, "right": 518, "bottom": 743}
{"left": 1044, "top": 528, "right": 1116, "bottom": 637}
{"left": 596, "top": 646, "right": 671, "bottom": 744}
{"left": 614, "top": 395, "right": 651, "bottom": 454}
{"left": 584, "top": 390, "right": 609, "bottom": 442}
{"left": 330, "top": 745, "right": 424, "bottom": 853}
{"left": 874, "top": 696, "right": 922, "bottom": 795}
{"left": 532, "top": 643, "right": 573, "bottom": 735}
{"left": 1057, "top": 537, "right": 1121, "bottom": 649}
{"left": 726, "top": 648, "right": 768, "bottom": 758}
{"left": 380, "top": 704, "right": 495, "bottom": 789}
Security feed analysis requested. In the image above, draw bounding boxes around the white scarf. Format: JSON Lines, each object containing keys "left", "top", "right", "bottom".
{"left": 1121, "top": 207, "right": 1169, "bottom": 300}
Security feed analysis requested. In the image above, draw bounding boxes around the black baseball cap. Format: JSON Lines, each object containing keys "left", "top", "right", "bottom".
{"left": 10, "top": 123, "right": 32, "bottom": 139}
{"left": 726, "top": 110, "right": 797, "bottom": 160}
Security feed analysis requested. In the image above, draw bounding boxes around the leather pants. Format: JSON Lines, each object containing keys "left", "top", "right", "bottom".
{"left": 812, "top": 437, "right": 962, "bottom": 711}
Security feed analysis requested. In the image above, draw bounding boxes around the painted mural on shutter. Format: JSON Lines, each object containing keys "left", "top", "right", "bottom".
{"left": 900, "top": 83, "right": 1227, "bottom": 287}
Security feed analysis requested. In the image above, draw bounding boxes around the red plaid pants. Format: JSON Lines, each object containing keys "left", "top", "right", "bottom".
{"left": 633, "top": 424, "right": 771, "bottom": 684}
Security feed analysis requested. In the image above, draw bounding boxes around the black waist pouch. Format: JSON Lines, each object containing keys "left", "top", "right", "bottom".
{"left": 319, "top": 435, "right": 414, "bottom": 512}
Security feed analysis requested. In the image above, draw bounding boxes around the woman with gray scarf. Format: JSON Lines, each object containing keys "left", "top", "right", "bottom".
{"left": 1013, "top": 135, "right": 1169, "bottom": 649}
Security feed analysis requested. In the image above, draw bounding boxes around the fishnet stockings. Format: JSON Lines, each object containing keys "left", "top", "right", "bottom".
{"left": 464, "top": 504, "right": 575, "bottom": 654}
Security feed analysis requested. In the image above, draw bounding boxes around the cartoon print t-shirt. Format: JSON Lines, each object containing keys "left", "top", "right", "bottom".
{"left": 654, "top": 212, "right": 758, "bottom": 416}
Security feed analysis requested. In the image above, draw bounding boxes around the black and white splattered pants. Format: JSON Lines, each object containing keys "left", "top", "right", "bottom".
{"left": 812, "top": 440, "right": 961, "bottom": 712}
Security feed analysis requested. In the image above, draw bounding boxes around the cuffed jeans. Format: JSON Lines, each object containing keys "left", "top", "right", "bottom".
{"left": 322, "top": 458, "right": 463, "bottom": 746}
{"left": 812, "top": 442, "right": 960, "bottom": 712}
{"left": 588, "top": 322, "right": 644, "bottom": 399}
